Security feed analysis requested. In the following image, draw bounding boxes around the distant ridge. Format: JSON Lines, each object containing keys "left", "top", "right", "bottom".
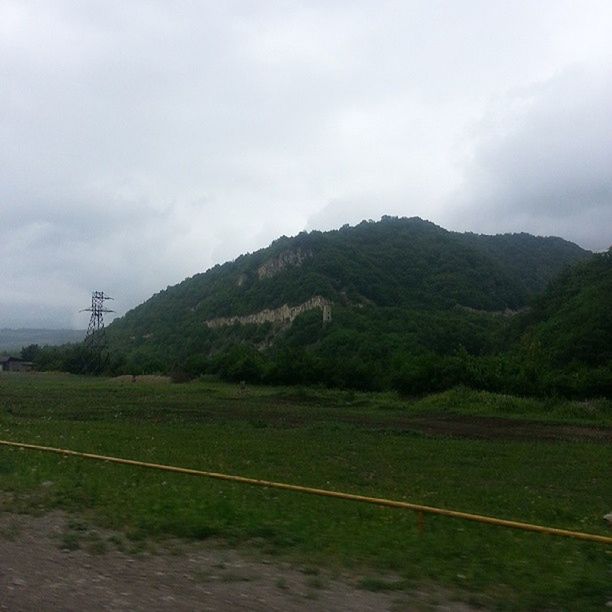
{"left": 0, "top": 329, "right": 85, "bottom": 352}
{"left": 106, "top": 216, "right": 590, "bottom": 363}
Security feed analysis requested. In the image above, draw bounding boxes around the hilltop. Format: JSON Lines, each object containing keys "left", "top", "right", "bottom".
{"left": 92, "top": 216, "right": 605, "bottom": 396}
{"left": 112, "top": 217, "right": 586, "bottom": 331}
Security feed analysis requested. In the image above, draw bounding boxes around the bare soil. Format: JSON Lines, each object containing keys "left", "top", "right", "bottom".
{"left": 0, "top": 512, "right": 479, "bottom": 612}
{"left": 195, "top": 405, "right": 612, "bottom": 442}
{"left": 388, "top": 414, "right": 612, "bottom": 442}
{"left": 110, "top": 397, "right": 611, "bottom": 442}
{"left": 112, "top": 375, "right": 172, "bottom": 384}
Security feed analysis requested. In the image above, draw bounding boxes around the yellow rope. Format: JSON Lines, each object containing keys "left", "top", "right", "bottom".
{"left": 1, "top": 439, "right": 610, "bottom": 545}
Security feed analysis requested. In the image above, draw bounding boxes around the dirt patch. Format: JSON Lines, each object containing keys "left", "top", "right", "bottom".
{"left": 188, "top": 404, "right": 612, "bottom": 443}
{"left": 376, "top": 414, "right": 612, "bottom": 443}
{"left": 0, "top": 512, "right": 480, "bottom": 612}
{"left": 131, "top": 390, "right": 609, "bottom": 442}
{"left": 112, "top": 375, "right": 172, "bottom": 384}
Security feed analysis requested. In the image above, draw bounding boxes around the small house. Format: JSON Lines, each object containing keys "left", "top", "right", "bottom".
{"left": 0, "top": 356, "right": 34, "bottom": 372}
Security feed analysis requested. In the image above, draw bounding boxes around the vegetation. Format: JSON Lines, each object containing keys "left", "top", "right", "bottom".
{"left": 0, "top": 374, "right": 610, "bottom": 610}
{"left": 517, "top": 250, "right": 612, "bottom": 370}
{"left": 3, "top": 220, "right": 608, "bottom": 609}
{"left": 3, "top": 221, "right": 608, "bottom": 609}
{"left": 26, "top": 220, "right": 609, "bottom": 398}
{"left": 104, "top": 216, "right": 588, "bottom": 331}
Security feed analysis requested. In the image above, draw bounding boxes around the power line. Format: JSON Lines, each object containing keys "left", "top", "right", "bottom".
{"left": 80, "top": 291, "right": 114, "bottom": 370}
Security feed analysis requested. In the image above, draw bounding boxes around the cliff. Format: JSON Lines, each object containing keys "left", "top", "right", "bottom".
{"left": 205, "top": 296, "right": 331, "bottom": 328}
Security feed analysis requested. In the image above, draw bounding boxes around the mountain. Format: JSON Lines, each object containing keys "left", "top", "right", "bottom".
{"left": 0, "top": 328, "right": 85, "bottom": 353}
{"left": 455, "top": 231, "right": 589, "bottom": 294}
{"left": 116, "top": 217, "right": 587, "bottom": 325}
{"left": 104, "top": 217, "right": 591, "bottom": 383}
{"left": 521, "top": 249, "right": 611, "bottom": 366}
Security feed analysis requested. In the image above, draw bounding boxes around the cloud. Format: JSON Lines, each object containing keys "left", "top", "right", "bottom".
{"left": 448, "top": 67, "right": 612, "bottom": 250}
{"left": 1, "top": 1, "right": 612, "bottom": 327}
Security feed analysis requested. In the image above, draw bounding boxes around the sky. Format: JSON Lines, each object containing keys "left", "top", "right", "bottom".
{"left": 1, "top": 1, "right": 611, "bottom": 328}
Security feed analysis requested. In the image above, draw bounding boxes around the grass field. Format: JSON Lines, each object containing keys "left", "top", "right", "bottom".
{"left": 0, "top": 372, "right": 610, "bottom": 610}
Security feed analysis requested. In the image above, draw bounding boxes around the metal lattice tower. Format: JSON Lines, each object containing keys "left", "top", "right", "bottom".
{"left": 81, "top": 291, "right": 114, "bottom": 351}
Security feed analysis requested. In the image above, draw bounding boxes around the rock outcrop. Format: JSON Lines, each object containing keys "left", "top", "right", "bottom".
{"left": 205, "top": 296, "right": 331, "bottom": 328}
{"left": 257, "top": 248, "right": 312, "bottom": 280}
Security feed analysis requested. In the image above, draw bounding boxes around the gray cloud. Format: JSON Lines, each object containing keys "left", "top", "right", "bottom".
{"left": 1, "top": 1, "right": 612, "bottom": 327}
{"left": 448, "top": 68, "right": 612, "bottom": 250}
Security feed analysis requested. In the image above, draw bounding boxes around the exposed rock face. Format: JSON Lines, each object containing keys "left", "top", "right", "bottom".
{"left": 205, "top": 296, "right": 331, "bottom": 328}
{"left": 456, "top": 305, "right": 529, "bottom": 316}
{"left": 257, "top": 248, "right": 312, "bottom": 279}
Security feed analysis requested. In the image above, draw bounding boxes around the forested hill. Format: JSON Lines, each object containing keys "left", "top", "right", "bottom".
{"left": 517, "top": 249, "right": 612, "bottom": 370}
{"left": 106, "top": 216, "right": 589, "bottom": 357}
{"left": 454, "top": 231, "right": 590, "bottom": 295}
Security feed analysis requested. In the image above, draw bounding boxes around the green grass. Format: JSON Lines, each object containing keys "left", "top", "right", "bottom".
{"left": 0, "top": 372, "right": 610, "bottom": 610}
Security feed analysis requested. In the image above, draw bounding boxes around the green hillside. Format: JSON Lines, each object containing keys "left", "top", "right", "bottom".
{"left": 30, "top": 216, "right": 606, "bottom": 396}
{"left": 114, "top": 218, "right": 587, "bottom": 338}
{"left": 456, "top": 231, "right": 589, "bottom": 294}
{"left": 522, "top": 249, "right": 611, "bottom": 366}
{"left": 508, "top": 249, "right": 612, "bottom": 396}
{"left": 240, "top": 250, "right": 611, "bottom": 396}
{"left": 94, "top": 217, "right": 593, "bottom": 388}
{"left": 110, "top": 218, "right": 586, "bottom": 330}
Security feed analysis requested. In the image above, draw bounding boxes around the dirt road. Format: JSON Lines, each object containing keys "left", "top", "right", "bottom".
{"left": 0, "top": 512, "right": 477, "bottom": 612}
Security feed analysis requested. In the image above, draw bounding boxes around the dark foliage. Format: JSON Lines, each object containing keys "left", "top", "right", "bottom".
{"left": 29, "top": 218, "right": 609, "bottom": 398}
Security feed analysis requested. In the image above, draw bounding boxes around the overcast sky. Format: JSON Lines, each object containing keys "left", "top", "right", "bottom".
{"left": 2, "top": 1, "right": 611, "bottom": 328}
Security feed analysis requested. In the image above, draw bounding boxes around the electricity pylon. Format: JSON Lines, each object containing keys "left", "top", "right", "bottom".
{"left": 80, "top": 291, "right": 114, "bottom": 371}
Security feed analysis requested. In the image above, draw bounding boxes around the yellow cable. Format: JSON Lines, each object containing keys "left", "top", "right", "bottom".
{"left": 0, "top": 439, "right": 610, "bottom": 545}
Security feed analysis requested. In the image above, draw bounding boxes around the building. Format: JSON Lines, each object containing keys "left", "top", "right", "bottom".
{"left": 0, "top": 356, "right": 34, "bottom": 372}
{"left": 322, "top": 304, "right": 332, "bottom": 324}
